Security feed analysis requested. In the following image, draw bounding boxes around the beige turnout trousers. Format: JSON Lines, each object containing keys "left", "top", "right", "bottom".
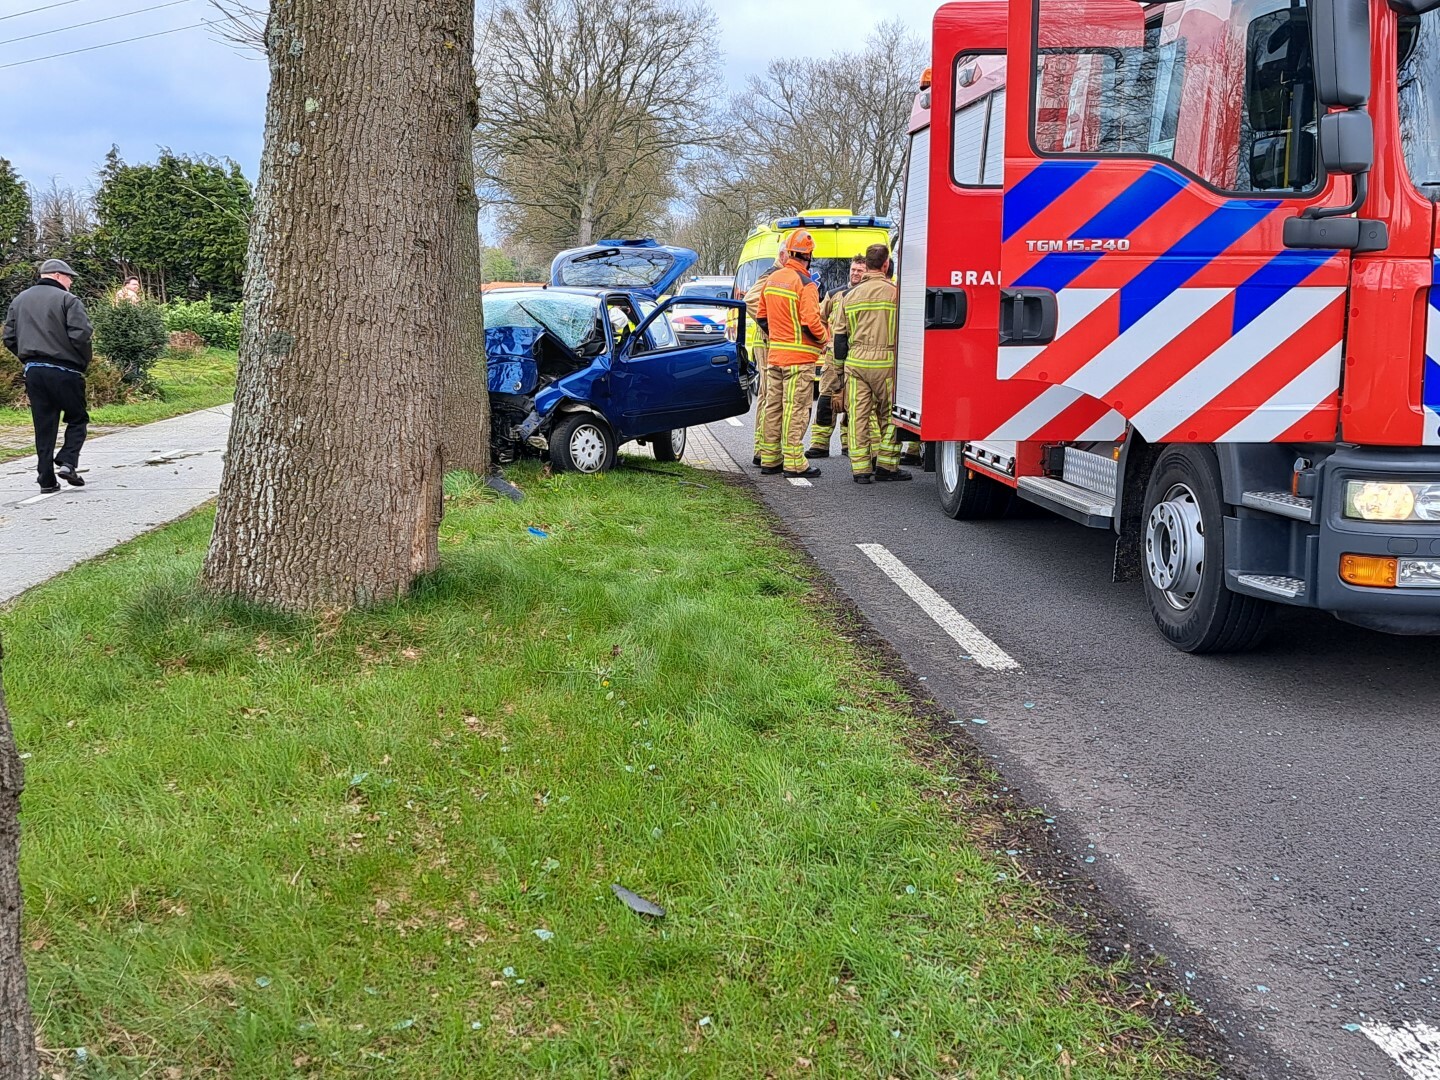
{"left": 760, "top": 363, "right": 816, "bottom": 472}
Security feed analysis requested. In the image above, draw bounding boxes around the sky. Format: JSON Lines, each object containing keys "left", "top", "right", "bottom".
{"left": 0, "top": 0, "right": 939, "bottom": 197}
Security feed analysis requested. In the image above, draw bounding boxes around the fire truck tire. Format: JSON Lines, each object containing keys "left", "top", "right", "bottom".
{"left": 1140, "top": 445, "right": 1272, "bottom": 654}
{"left": 937, "top": 441, "right": 1011, "bottom": 520}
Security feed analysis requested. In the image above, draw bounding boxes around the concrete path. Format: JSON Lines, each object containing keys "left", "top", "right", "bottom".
{"left": 0, "top": 405, "right": 231, "bottom": 603}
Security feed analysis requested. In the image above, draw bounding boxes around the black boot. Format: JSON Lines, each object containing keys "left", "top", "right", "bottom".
{"left": 784, "top": 465, "right": 822, "bottom": 479}
{"left": 875, "top": 468, "right": 913, "bottom": 482}
{"left": 853, "top": 473, "right": 873, "bottom": 485}
{"left": 804, "top": 447, "right": 829, "bottom": 459}
{"left": 759, "top": 464, "right": 783, "bottom": 475}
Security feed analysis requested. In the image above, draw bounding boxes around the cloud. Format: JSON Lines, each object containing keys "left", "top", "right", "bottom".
{"left": 0, "top": 0, "right": 266, "bottom": 190}
{"left": 0, "top": 0, "right": 938, "bottom": 195}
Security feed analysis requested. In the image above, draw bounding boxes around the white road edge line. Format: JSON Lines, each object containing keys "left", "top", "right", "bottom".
{"left": 18, "top": 492, "right": 59, "bottom": 506}
{"left": 1353, "top": 1020, "right": 1440, "bottom": 1079}
{"left": 787, "top": 477, "right": 813, "bottom": 488}
{"left": 724, "top": 416, "right": 744, "bottom": 427}
{"left": 856, "top": 542, "right": 1020, "bottom": 672}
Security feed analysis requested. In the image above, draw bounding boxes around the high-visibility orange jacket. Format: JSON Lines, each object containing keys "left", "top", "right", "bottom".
{"left": 755, "top": 258, "right": 829, "bottom": 366}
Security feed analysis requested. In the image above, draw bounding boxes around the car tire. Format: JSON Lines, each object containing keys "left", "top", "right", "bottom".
{"left": 937, "top": 441, "right": 1011, "bottom": 520}
{"left": 1141, "top": 444, "right": 1272, "bottom": 654}
{"left": 651, "top": 429, "right": 686, "bottom": 462}
{"left": 550, "top": 413, "right": 617, "bottom": 474}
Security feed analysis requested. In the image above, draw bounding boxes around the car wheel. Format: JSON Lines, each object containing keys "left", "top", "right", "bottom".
{"left": 652, "top": 429, "right": 686, "bottom": 462}
{"left": 937, "top": 441, "right": 1011, "bottom": 520}
{"left": 549, "top": 414, "right": 617, "bottom": 474}
{"left": 1141, "top": 444, "right": 1271, "bottom": 654}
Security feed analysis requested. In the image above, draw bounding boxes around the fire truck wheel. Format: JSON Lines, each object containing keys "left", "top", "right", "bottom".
{"left": 937, "top": 441, "right": 1011, "bottom": 520}
{"left": 1141, "top": 445, "right": 1272, "bottom": 654}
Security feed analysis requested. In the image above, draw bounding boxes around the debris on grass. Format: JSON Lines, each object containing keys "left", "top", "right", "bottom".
{"left": 611, "top": 883, "right": 665, "bottom": 919}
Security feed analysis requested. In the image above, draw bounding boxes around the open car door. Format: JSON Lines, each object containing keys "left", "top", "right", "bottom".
{"left": 610, "top": 296, "right": 750, "bottom": 436}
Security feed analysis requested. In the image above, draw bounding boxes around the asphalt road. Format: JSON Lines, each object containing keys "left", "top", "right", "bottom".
{"left": 703, "top": 417, "right": 1440, "bottom": 1080}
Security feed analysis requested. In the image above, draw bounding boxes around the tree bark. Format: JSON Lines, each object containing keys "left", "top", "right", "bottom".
{"left": 203, "top": 0, "right": 474, "bottom": 610}
{"left": 442, "top": 74, "right": 490, "bottom": 477}
{"left": 0, "top": 639, "right": 36, "bottom": 1080}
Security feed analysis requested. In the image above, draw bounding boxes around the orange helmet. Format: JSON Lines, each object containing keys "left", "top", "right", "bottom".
{"left": 784, "top": 228, "right": 816, "bottom": 258}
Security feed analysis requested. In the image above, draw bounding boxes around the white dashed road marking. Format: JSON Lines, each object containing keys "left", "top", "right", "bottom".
{"left": 857, "top": 542, "right": 1020, "bottom": 672}
{"left": 18, "top": 491, "right": 59, "bottom": 506}
{"left": 787, "top": 477, "right": 813, "bottom": 488}
{"left": 725, "top": 416, "right": 744, "bottom": 427}
{"left": 1353, "top": 1021, "right": 1440, "bottom": 1079}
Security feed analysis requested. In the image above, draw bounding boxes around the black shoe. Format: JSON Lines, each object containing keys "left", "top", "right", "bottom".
{"left": 784, "top": 466, "right": 822, "bottom": 479}
{"left": 55, "top": 463, "right": 84, "bottom": 487}
{"left": 853, "top": 473, "right": 873, "bottom": 485}
{"left": 875, "top": 468, "right": 913, "bottom": 482}
{"left": 759, "top": 464, "right": 783, "bottom": 475}
{"left": 804, "top": 447, "right": 829, "bottom": 459}
{"left": 840, "top": 448, "right": 849, "bottom": 457}
{"left": 900, "top": 454, "right": 923, "bottom": 466}
{"left": 752, "top": 454, "right": 762, "bottom": 466}
{"left": 38, "top": 481, "right": 60, "bottom": 494}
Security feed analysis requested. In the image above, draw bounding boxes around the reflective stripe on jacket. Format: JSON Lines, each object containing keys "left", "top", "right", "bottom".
{"left": 755, "top": 259, "right": 829, "bottom": 366}
{"left": 831, "top": 271, "right": 897, "bottom": 369}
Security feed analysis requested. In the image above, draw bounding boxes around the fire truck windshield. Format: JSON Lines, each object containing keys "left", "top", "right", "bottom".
{"left": 1398, "top": 11, "right": 1440, "bottom": 199}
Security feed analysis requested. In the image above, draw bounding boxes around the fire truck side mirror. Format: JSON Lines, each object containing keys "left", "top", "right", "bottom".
{"left": 1310, "top": 0, "right": 1371, "bottom": 108}
{"left": 1319, "top": 109, "right": 1374, "bottom": 174}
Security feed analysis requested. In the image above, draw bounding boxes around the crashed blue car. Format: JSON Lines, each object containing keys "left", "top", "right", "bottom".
{"left": 485, "top": 240, "right": 753, "bottom": 473}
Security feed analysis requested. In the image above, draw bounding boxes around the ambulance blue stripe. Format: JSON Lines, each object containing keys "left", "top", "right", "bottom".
{"left": 1070, "top": 165, "right": 1186, "bottom": 240}
{"left": 1117, "top": 200, "right": 1280, "bottom": 332}
{"left": 1002, "top": 160, "right": 1097, "bottom": 242}
{"left": 1230, "top": 251, "right": 1335, "bottom": 334}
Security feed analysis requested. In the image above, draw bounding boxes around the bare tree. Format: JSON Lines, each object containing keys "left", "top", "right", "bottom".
{"left": 31, "top": 181, "right": 93, "bottom": 254}
{"left": 203, "top": 0, "right": 477, "bottom": 610}
{"left": 477, "top": 0, "right": 721, "bottom": 252}
{"left": 207, "top": 0, "right": 266, "bottom": 54}
{"left": 0, "top": 645, "right": 36, "bottom": 1080}
{"left": 709, "top": 21, "right": 925, "bottom": 221}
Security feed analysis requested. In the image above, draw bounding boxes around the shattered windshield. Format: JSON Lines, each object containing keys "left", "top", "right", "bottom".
{"left": 554, "top": 249, "right": 674, "bottom": 289}
{"left": 482, "top": 291, "right": 601, "bottom": 354}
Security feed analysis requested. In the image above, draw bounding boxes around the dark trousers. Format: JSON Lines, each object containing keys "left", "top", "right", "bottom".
{"left": 25, "top": 366, "right": 88, "bottom": 487}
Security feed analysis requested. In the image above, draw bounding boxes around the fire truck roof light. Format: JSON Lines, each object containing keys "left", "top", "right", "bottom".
{"left": 775, "top": 215, "right": 895, "bottom": 230}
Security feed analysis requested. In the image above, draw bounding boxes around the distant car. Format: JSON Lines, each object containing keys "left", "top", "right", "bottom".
{"left": 670, "top": 276, "right": 737, "bottom": 345}
{"left": 484, "top": 241, "right": 754, "bottom": 473}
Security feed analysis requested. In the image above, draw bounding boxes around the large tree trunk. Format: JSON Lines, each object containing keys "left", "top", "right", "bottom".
{"left": 0, "top": 641, "right": 36, "bottom": 1080}
{"left": 203, "top": 0, "right": 474, "bottom": 610}
{"left": 442, "top": 77, "right": 490, "bottom": 477}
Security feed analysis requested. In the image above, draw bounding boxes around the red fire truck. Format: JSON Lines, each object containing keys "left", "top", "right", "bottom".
{"left": 893, "top": 0, "right": 1440, "bottom": 651}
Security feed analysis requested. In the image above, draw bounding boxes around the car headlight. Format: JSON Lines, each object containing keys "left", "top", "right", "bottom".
{"left": 1343, "top": 480, "right": 1440, "bottom": 522}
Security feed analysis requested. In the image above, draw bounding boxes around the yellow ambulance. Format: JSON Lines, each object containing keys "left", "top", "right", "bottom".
{"left": 734, "top": 209, "right": 895, "bottom": 300}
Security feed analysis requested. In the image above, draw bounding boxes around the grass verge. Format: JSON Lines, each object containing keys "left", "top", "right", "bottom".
{"left": 6, "top": 462, "right": 1209, "bottom": 1078}
{"left": 0, "top": 349, "right": 236, "bottom": 462}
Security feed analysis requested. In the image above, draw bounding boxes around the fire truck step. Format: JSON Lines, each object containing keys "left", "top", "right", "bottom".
{"left": 1061, "top": 447, "right": 1118, "bottom": 498}
{"left": 1016, "top": 476, "right": 1115, "bottom": 529}
{"left": 1234, "top": 573, "right": 1308, "bottom": 601}
{"left": 1240, "top": 490, "right": 1314, "bottom": 522}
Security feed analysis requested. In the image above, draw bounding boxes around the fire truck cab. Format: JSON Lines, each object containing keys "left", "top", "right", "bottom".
{"left": 895, "top": 0, "right": 1440, "bottom": 651}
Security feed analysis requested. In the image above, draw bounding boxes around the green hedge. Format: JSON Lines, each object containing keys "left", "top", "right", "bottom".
{"left": 163, "top": 298, "right": 242, "bottom": 350}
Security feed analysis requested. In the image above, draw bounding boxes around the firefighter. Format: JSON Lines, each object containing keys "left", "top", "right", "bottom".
{"left": 807, "top": 253, "right": 866, "bottom": 459}
{"left": 746, "top": 255, "right": 782, "bottom": 466}
{"left": 833, "top": 243, "right": 909, "bottom": 484}
{"left": 755, "top": 229, "right": 828, "bottom": 478}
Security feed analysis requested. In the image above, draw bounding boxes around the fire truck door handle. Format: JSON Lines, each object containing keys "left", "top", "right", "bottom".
{"left": 924, "top": 287, "right": 968, "bottom": 330}
{"left": 998, "top": 288, "right": 1059, "bottom": 345}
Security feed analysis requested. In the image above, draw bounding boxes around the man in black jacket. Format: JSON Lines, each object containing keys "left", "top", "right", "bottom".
{"left": 3, "top": 260, "right": 93, "bottom": 492}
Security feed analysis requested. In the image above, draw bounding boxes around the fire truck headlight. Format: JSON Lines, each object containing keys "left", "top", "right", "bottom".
{"left": 1345, "top": 481, "right": 1419, "bottom": 521}
{"left": 1398, "top": 559, "right": 1440, "bottom": 588}
{"left": 1414, "top": 486, "right": 1440, "bottom": 521}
